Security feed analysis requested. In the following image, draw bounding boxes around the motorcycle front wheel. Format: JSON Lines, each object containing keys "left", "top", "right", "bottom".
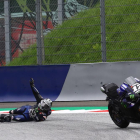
{"left": 108, "top": 103, "right": 129, "bottom": 128}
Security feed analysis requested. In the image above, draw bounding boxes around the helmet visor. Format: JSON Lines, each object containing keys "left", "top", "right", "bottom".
{"left": 42, "top": 104, "right": 50, "bottom": 110}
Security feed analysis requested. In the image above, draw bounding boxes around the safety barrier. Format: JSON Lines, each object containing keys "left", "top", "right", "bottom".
{"left": 0, "top": 65, "right": 70, "bottom": 102}
{"left": 0, "top": 61, "right": 140, "bottom": 102}
{"left": 56, "top": 61, "right": 140, "bottom": 101}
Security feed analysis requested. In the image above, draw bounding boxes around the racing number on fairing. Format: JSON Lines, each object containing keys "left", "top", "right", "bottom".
{"left": 132, "top": 83, "right": 140, "bottom": 94}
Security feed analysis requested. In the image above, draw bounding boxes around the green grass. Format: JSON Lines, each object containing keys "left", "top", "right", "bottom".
{"left": 8, "top": 0, "right": 140, "bottom": 66}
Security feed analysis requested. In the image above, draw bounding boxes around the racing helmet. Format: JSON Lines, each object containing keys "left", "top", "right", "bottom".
{"left": 38, "top": 98, "right": 52, "bottom": 111}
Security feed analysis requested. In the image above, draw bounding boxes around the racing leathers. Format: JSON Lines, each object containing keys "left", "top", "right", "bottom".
{"left": 0, "top": 79, "right": 52, "bottom": 122}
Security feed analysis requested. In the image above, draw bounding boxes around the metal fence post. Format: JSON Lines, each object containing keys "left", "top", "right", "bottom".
{"left": 58, "top": 0, "right": 64, "bottom": 25}
{"left": 4, "top": 0, "right": 11, "bottom": 65}
{"left": 100, "top": 0, "right": 106, "bottom": 62}
{"left": 36, "top": 0, "right": 44, "bottom": 65}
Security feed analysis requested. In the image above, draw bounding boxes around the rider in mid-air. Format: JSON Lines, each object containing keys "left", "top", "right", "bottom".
{"left": 0, "top": 78, "right": 52, "bottom": 122}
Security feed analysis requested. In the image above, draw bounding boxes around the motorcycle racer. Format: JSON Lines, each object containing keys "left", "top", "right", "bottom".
{"left": 0, "top": 78, "right": 52, "bottom": 122}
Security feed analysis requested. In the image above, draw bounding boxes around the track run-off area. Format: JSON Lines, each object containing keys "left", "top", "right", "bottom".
{"left": 1, "top": 107, "right": 140, "bottom": 140}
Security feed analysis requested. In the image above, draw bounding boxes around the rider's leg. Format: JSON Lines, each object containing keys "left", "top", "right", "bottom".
{"left": 0, "top": 114, "right": 27, "bottom": 122}
{"left": 9, "top": 106, "right": 26, "bottom": 114}
{"left": 12, "top": 114, "right": 27, "bottom": 121}
{"left": 0, "top": 114, "right": 12, "bottom": 122}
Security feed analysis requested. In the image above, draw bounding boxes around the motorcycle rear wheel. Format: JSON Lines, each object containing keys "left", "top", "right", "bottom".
{"left": 108, "top": 103, "right": 129, "bottom": 128}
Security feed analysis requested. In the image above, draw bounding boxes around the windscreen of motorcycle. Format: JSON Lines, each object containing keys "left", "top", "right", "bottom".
{"left": 125, "top": 76, "right": 137, "bottom": 86}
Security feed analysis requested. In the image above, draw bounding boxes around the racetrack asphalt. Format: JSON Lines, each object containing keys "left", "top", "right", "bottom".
{"left": 1, "top": 112, "right": 140, "bottom": 140}
{"left": 0, "top": 101, "right": 140, "bottom": 140}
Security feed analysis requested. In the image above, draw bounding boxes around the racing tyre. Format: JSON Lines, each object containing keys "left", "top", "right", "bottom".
{"left": 108, "top": 102, "right": 129, "bottom": 128}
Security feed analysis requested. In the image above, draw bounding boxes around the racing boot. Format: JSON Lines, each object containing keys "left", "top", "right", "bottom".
{"left": 0, "top": 114, "right": 11, "bottom": 122}
{"left": 9, "top": 110, "right": 14, "bottom": 114}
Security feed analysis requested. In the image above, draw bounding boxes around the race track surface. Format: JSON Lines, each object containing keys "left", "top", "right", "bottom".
{"left": 0, "top": 101, "right": 140, "bottom": 140}
{"left": 1, "top": 113, "right": 140, "bottom": 140}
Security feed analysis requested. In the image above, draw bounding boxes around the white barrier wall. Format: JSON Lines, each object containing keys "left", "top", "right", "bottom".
{"left": 56, "top": 61, "right": 140, "bottom": 101}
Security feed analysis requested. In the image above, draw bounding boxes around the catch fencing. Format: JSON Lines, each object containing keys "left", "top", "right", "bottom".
{"left": 0, "top": 0, "right": 140, "bottom": 66}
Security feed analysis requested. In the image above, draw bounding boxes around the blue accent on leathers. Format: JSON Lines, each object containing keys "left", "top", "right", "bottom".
{"left": 13, "top": 105, "right": 33, "bottom": 121}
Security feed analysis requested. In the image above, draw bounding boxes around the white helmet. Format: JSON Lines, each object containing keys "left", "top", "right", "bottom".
{"left": 38, "top": 98, "right": 52, "bottom": 111}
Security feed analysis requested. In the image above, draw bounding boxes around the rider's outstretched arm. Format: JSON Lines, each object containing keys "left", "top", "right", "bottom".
{"left": 30, "top": 78, "right": 43, "bottom": 104}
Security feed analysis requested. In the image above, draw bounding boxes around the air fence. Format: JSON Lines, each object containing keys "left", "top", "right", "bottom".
{"left": 0, "top": 0, "right": 140, "bottom": 66}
